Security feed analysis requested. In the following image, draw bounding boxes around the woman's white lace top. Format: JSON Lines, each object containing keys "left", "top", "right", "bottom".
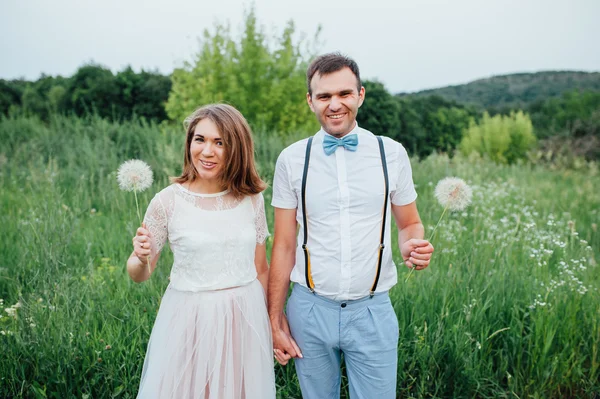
{"left": 143, "top": 184, "right": 269, "bottom": 292}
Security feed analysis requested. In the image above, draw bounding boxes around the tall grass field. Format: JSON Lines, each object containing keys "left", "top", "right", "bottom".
{"left": 0, "top": 115, "right": 598, "bottom": 398}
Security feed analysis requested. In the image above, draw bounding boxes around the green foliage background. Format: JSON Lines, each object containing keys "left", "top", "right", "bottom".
{"left": 0, "top": 114, "right": 598, "bottom": 398}
{"left": 2, "top": 8, "right": 599, "bottom": 163}
{"left": 1, "top": 9, "right": 600, "bottom": 396}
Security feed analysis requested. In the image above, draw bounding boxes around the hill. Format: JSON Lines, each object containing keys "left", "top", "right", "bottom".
{"left": 398, "top": 71, "right": 600, "bottom": 110}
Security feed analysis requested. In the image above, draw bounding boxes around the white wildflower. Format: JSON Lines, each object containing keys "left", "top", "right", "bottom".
{"left": 117, "top": 160, "right": 153, "bottom": 192}
{"left": 117, "top": 160, "right": 155, "bottom": 277}
{"left": 406, "top": 176, "right": 471, "bottom": 283}
{"left": 434, "top": 177, "right": 473, "bottom": 211}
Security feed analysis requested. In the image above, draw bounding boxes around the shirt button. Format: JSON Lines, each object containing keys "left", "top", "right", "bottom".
{"left": 341, "top": 303, "right": 347, "bottom": 308}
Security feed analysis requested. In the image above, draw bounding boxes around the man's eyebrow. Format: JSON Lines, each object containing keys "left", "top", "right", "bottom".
{"left": 315, "top": 89, "right": 354, "bottom": 97}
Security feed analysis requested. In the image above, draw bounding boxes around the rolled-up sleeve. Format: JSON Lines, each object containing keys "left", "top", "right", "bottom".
{"left": 391, "top": 145, "right": 418, "bottom": 206}
{"left": 271, "top": 150, "right": 298, "bottom": 209}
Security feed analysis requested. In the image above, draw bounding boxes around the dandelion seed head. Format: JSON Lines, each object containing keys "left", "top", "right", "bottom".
{"left": 117, "top": 160, "right": 153, "bottom": 192}
{"left": 434, "top": 177, "right": 473, "bottom": 211}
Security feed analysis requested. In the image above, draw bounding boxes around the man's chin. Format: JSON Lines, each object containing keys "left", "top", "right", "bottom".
{"left": 322, "top": 117, "right": 357, "bottom": 135}
{"left": 324, "top": 125, "right": 350, "bottom": 137}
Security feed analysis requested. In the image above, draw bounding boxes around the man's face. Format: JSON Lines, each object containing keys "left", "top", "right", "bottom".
{"left": 307, "top": 67, "right": 365, "bottom": 137}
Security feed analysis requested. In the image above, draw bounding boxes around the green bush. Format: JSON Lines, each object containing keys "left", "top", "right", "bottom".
{"left": 460, "top": 111, "right": 536, "bottom": 164}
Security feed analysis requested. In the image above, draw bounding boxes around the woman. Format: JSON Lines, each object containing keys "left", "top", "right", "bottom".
{"left": 127, "top": 104, "right": 275, "bottom": 398}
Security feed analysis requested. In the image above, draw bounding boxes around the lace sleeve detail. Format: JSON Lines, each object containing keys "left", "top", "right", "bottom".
{"left": 251, "top": 193, "right": 270, "bottom": 245}
{"left": 143, "top": 188, "right": 173, "bottom": 254}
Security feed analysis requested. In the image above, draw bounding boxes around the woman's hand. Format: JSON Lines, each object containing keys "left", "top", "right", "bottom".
{"left": 132, "top": 223, "right": 153, "bottom": 263}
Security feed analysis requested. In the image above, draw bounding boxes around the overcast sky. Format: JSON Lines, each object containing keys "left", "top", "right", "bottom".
{"left": 1, "top": 0, "right": 599, "bottom": 93}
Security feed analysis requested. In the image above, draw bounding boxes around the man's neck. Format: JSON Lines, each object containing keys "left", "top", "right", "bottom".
{"left": 323, "top": 121, "right": 357, "bottom": 138}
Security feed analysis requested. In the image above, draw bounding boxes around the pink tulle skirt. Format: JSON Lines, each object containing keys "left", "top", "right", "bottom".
{"left": 137, "top": 279, "right": 276, "bottom": 398}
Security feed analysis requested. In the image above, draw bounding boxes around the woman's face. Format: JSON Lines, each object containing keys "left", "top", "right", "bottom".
{"left": 190, "top": 118, "right": 225, "bottom": 185}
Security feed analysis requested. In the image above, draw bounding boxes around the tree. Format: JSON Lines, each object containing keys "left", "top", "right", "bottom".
{"left": 357, "top": 80, "right": 401, "bottom": 137}
{"left": 0, "top": 80, "right": 26, "bottom": 116}
{"left": 133, "top": 71, "right": 171, "bottom": 121}
{"left": 21, "top": 85, "right": 46, "bottom": 117}
{"left": 529, "top": 90, "right": 600, "bottom": 139}
{"left": 394, "top": 95, "right": 476, "bottom": 158}
{"left": 166, "top": 6, "right": 320, "bottom": 134}
{"left": 65, "top": 64, "right": 120, "bottom": 119}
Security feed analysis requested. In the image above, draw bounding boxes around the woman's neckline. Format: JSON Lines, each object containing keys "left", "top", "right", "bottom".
{"left": 176, "top": 183, "right": 230, "bottom": 197}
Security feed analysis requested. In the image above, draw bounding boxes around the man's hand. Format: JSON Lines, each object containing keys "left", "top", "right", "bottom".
{"left": 272, "top": 313, "right": 302, "bottom": 366}
{"left": 401, "top": 238, "right": 434, "bottom": 270}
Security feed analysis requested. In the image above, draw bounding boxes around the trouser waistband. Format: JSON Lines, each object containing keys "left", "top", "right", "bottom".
{"left": 292, "top": 283, "right": 389, "bottom": 310}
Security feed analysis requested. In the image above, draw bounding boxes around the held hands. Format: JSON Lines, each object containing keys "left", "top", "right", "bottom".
{"left": 132, "top": 223, "right": 153, "bottom": 264}
{"left": 272, "top": 313, "right": 302, "bottom": 366}
{"left": 401, "top": 238, "right": 434, "bottom": 270}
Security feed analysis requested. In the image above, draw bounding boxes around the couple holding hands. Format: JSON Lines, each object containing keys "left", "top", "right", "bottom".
{"left": 128, "top": 53, "right": 434, "bottom": 399}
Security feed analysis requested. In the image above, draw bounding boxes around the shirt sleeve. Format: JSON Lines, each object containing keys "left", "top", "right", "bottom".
{"left": 391, "top": 144, "right": 418, "bottom": 206}
{"left": 143, "top": 192, "right": 169, "bottom": 254}
{"left": 271, "top": 150, "right": 298, "bottom": 209}
{"left": 251, "top": 193, "right": 270, "bottom": 244}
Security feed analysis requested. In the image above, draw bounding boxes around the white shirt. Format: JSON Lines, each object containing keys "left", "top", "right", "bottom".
{"left": 271, "top": 125, "right": 417, "bottom": 300}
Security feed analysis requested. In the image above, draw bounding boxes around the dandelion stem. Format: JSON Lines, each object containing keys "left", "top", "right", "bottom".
{"left": 404, "top": 265, "right": 416, "bottom": 282}
{"left": 133, "top": 189, "right": 142, "bottom": 226}
{"left": 133, "top": 188, "right": 151, "bottom": 276}
{"left": 405, "top": 204, "right": 449, "bottom": 283}
{"left": 428, "top": 204, "right": 449, "bottom": 243}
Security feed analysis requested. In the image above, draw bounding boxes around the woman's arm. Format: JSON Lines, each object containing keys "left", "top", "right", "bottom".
{"left": 255, "top": 243, "right": 269, "bottom": 294}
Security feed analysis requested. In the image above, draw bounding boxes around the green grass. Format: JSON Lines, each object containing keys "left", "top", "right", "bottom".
{"left": 0, "top": 114, "right": 598, "bottom": 398}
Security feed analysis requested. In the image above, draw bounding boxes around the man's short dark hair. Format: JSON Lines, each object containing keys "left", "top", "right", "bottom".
{"left": 306, "top": 53, "right": 361, "bottom": 96}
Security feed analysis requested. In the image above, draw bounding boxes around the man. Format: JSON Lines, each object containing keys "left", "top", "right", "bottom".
{"left": 268, "top": 53, "right": 434, "bottom": 399}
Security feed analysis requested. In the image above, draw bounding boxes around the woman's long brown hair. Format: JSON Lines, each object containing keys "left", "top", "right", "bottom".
{"left": 173, "top": 104, "right": 266, "bottom": 197}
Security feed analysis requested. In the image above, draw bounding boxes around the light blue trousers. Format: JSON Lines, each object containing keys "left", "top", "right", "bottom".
{"left": 286, "top": 284, "right": 399, "bottom": 399}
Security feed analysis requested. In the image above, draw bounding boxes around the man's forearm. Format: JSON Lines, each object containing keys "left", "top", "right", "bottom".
{"left": 398, "top": 222, "right": 425, "bottom": 248}
{"left": 267, "top": 244, "right": 295, "bottom": 328}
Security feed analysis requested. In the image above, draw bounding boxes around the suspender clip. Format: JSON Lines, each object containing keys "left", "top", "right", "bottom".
{"left": 302, "top": 244, "right": 307, "bottom": 250}
{"left": 369, "top": 290, "right": 375, "bottom": 298}
{"left": 379, "top": 244, "right": 385, "bottom": 250}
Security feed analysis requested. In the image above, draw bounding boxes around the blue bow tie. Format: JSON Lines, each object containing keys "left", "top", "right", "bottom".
{"left": 322, "top": 134, "right": 359, "bottom": 156}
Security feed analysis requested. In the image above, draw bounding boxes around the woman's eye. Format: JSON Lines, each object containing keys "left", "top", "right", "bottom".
{"left": 195, "top": 137, "right": 204, "bottom": 142}
{"left": 216, "top": 141, "right": 223, "bottom": 146}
